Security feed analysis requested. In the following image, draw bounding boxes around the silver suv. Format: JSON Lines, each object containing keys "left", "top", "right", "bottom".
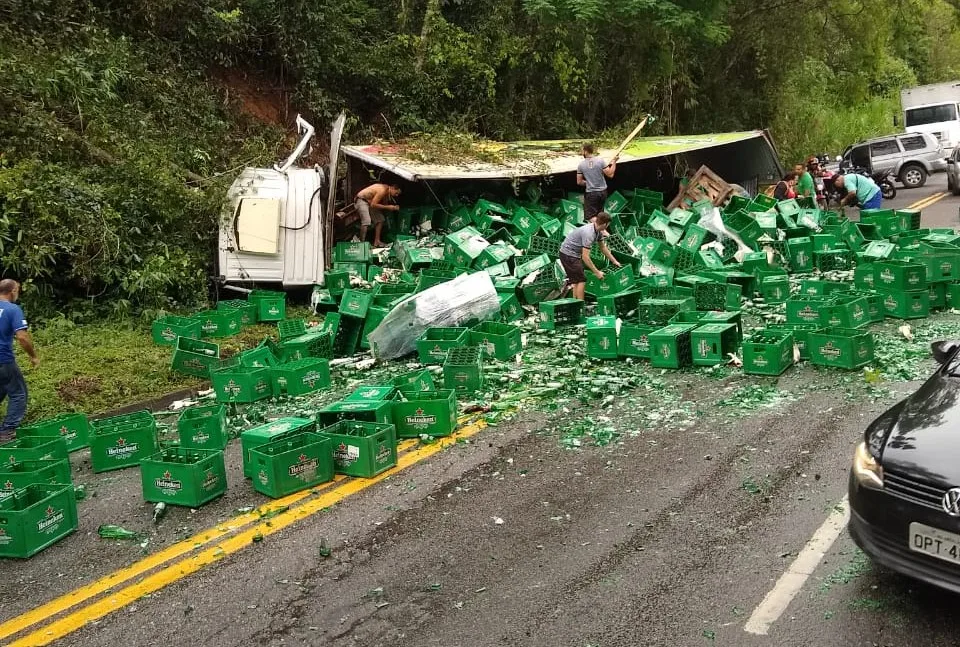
{"left": 840, "top": 132, "right": 946, "bottom": 189}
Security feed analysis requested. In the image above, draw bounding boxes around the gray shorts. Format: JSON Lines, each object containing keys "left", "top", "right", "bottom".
{"left": 355, "top": 199, "right": 384, "bottom": 226}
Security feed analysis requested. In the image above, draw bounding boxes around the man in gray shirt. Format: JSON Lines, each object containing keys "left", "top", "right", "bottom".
{"left": 577, "top": 143, "right": 617, "bottom": 222}
{"left": 558, "top": 213, "right": 622, "bottom": 300}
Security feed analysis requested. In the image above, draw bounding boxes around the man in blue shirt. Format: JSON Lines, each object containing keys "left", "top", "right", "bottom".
{"left": 0, "top": 280, "right": 39, "bottom": 443}
{"left": 577, "top": 144, "right": 618, "bottom": 221}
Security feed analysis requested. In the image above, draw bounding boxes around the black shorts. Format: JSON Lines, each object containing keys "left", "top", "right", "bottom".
{"left": 559, "top": 252, "right": 586, "bottom": 284}
{"left": 584, "top": 191, "right": 607, "bottom": 221}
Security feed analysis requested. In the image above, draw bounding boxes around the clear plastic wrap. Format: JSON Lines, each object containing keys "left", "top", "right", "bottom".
{"left": 367, "top": 271, "right": 501, "bottom": 360}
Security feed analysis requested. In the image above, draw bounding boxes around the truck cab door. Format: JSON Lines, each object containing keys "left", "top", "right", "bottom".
{"left": 324, "top": 113, "right": 347, "bottom": 271}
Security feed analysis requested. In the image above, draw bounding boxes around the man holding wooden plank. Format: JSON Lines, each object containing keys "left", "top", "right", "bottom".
{"left": 577, "top": 143, "right": 617, "bottom": 222}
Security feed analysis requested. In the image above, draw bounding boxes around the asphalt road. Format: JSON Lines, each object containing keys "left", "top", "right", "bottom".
{"left": 4, "top": 177, "right": 960, "bottom": 647}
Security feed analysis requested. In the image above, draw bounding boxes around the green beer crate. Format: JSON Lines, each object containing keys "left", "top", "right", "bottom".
{"left": 240, "top": 417, "right": 315, "bottom": 479}
{"left": 324, "top": 269, "right": 352, "bottom": 295}
{"left": 786, "top": 237, "right": 814, "bottom": 272}
{"left": 335, "top": 241, "right": 372, "bottom": 263}
{"left": 854, "top": 264, "right": 876, "bottom": 290}
{"left": 862, "top": 240, "right": 896, "bottom": 261}
{"left": 648, "top": 323, "right": 697, "bottom": 369}
{"left": 618, "top": 322, "right": 657, "bottom": 358}
{"left": 18, "top": 413, "right": 89, "bottom": 453}
{"left": 345, "top": 385, "right": 398, "bottom": 402}
{"left": 691, "top": 323, "right": 740, "bottom": 366}
{"left": 271, "top": 358, "right": 331, "bottom": 396}
{"left": 760, "top": 277, "right": 790, "bottom": 303}
{"left": 786, "top": 296, "right": 832, "bottom": 325}
{"left": 0, "top": 484, "right": 78, "bottom": 559}
{"left": 519, "top": 272, "right": 560, "bottom": 305}
{"left": 334, "top": 315, "right": 364, "bottom": 356}
{"left": 140, "top": 447, "right": 227, "bottom": 508}
{"left": 515, "top": 253, "right": 552, "bottom": 280}
{"left": 692, "top": 282, "right": 742, "bottom": 311}
{"left": 475, "top": 242, "right": 515, "bottom": 270}
{"left": 195, "top": 308, "right": 242, "bottom": 338}
{"left": 586, "top": 316, "right": 618, "bottom": 359}
{"left": 389, "top": 370, "right": 436, "bottom": 395}
{"left": 360, "top": 306, "right": 389, "bottom": 351}
{"left": 281, "top": 330, "right": 334, "bottom": 362}
{"left": 152, "top": 315, "right": 201, "bottom": 346}
{"left": 636, "top": 297, "right": 696, "bottom": 326}
{"left": 539, "top": 298, "right": 585, "bottom": 330}
{"left": 90, "top": 412, "right": 158, "bottom": 473}
{"left": 171, "top": 336, "right": 220, "bottom": 378}
{"left": 949, "top": 283, "right": 960, "bottom": 310}
{"left": 929, "top": 282, "right": 948, "bottom": 311}
{"left": 585, "top": 265, "right": 636, "bottom": 296}
{"left": 821, "top": 295, "right": 870, "bottom": 329}
{"left": 848, "top": 291, "right": 885, "bottom": 323}
{"left": 237, "top": 345, "right": 279, "bottom": 369}
{"left": 498, "top": 293, "right": 524, "bottom": 323}
{"left": 320, "top": 420, "right": 398, "bottom": 478}
{"left": 596, "top": 288, "right": 644, "bottom": 318}
{"left": 879, "top": 289, "right": 930, "bottom": 319}
{"left": 249, "top": 289, "right": 287, "bottom": 322}
{"left": 211, "top": 366, "right": 273, "bottom": 403}
{"left": 278, "top": 319, "right": 307, "bottom": 340}
{"left": 417, "top": 328, "right": 470, "bottom": 364}
{"left": 799, "top": 279, "right": 851, "bottom": 297}
{"left": 317, "top": 399, "right": 393, "bottom": 427}
{"left": 766, "top": 323, "right": 819, "bottom": 361}
{"left": 443, "top": 346, "right": 484, "bottom": 394}
{"left": 177, "top": 404, "right": 228, "bottom": 450}
{"left": 0, "top": 459, "right": 71, "bottom": 500}
{"left": 418, "top": 268, "right": 459, "bottom": 292}
{"left": 0, "top": 436, "right": 69, "bottom": 467}
{"left": 392, "top": 390, "right": 458, "bottom": 438}
{"left": 808, "top": 328, "right": 875, "bottom": 370}
{"left": 339, "top": 289, "right": 376, "bottom": 318}
{"left": 444, "top": 227, "right": 490, "bottom": 268}
{"left": 742, "top": 330, "right": 794, "bottom": 376}
{"left": 249, "top": 432, "right": 334, "bottom": 499}
{"left": 874, "top": 260, "right": 927, "bottom": 291}
{"left": 217, "top": 300, "right": 257, "bottom": 327}
{"left": 895, "top": 208, "right": 922, "bottom": 231}
{"left": 814, "top": 249, "right": 855, "bottom": 271}
{"left": 470, "top": 322, "right": 522, "bottom": 360}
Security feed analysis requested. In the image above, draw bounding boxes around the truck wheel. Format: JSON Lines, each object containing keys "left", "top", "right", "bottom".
{"left": 899, "top": 164, "right": 927, "bottom": 189}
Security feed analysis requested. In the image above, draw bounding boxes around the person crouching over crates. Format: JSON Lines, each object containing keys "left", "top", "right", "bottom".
{"left": 559, "top": 212, "right": 621, "bottom": 301}
{"left": 355, "top": 182, "right": 401, "bottom": 248}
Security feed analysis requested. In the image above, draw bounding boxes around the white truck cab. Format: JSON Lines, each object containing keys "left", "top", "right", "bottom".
{"left": 901, "top": 82, "right": 960, "bottom": 156}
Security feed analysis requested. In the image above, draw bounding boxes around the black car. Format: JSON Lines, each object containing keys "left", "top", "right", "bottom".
{"left": 849, "top": 340, "right": 960, "bottom": 593}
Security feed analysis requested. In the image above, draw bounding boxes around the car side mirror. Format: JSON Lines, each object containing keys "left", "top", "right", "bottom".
{"left": 931, "top": 340, "right": 960, "bottom": 364}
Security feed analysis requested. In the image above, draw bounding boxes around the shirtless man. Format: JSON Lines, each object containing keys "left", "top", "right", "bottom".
{"left": 355, "top": 182, "right": 401, "bottom": 247}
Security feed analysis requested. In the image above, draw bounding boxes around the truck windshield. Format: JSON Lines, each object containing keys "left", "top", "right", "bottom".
{"left": 906, "top": 103, "right": 958, "bottom": 127}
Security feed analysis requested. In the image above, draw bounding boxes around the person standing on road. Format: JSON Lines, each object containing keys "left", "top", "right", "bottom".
{"left": 354, "top": 182, "right": 402, "bottom": 248}
{"left": 559, "top": 213, "right": 621, "bottom": 301}
{"left": 577, "top": 144, "right": 617, "bottom": 222}
{"left": 794, "top": 163, "right": 816, "bottom": 202}
{"left": 0, "top": 280, "right": 39, "bottom": 443}
{"left": 835, "top": 173, "right": 882, "bottom": 211}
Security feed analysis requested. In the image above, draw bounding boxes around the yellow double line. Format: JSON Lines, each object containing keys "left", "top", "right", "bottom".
{"left": 1, "top": 419, "right": 487, "bottom": 646}
{"left": 908, "top": 191, "right": 948, "bottom": 211}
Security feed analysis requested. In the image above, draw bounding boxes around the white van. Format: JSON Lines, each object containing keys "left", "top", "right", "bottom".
{"left": 901, "top": 82, "right": 960, "bottom": 156}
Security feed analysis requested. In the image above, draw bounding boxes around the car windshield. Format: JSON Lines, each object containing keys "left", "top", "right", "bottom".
{"left": 906, "top": 103, "right": 958, "bottom": 127}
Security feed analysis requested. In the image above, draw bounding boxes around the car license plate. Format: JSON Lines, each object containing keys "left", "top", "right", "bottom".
{"left": 909, "top": 522, "right": 960, "bottom": 564}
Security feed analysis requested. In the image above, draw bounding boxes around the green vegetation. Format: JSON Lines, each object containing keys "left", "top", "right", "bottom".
{"left": 3, "top": 0, "right": 960, "bottom": 315}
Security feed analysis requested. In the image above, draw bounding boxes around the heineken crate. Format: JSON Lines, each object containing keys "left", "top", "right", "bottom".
{"left": 691, "top": 323, "right": 739, "bottom": 366}
{"left": 814, "top": 249, "right": 855, "bottom": 271}
{"left": 0, "top": 484, "right": 78, "bottom": 559}
{"left": 217, "top": 300, "right": 257, "bottom": 327}
{"left": 929, "top": 282, "right": 948, "bottom": 311}
{"left": 786, "top": 296, "right": 833, "bottom": 325}
{"left": 281, "top": 330, "right": 334, "bottom": 361}
{"left": 854, "top": 265, "right": 876, "bottom": 290}
{"left": 677, "top": 224, "right": 713, "bottom": 252}
{"left": 692, "top": 282, "right": 742, "bottom": 311}
{"left": 389, "top": 369, "right": 436, "bottom": 395}
{"left": 360, "top": 306, "right": 389, "bottom": 351}
{"left": 18, "top": 413, "right": 89, "bottom": 453}
{"left": 862, "top": 240, "right": 896, "bottom": 261}
{"left": 443, "top": 346, "right": 484, "bottom": 394}
{"left": 585, "top": 264, "right": 635, "bottom": 296}
{"left": 446, "top": 206, "right": 473, "bottom": 231}
{"left": 470, "top": 321, "right": 522, "bottom": 360}
{"left": 240, "top": 417, "right": 315, "bottom": 479}
{"left": 249, "top": 289, "right": 287, "bottom": 322}
{"left": 90, "top": 412, "right": 158, "bottom": 473}
{"left": 605, "top": 191, "right": 629, "bottom": 215}
{"left": 278, "top": 319, "right": 307, "bottom": 341}
{"left": 194, "top": 308, "right": 242, "bottom": 338}
{"left": 317, "top": 399, "right": 393, "bottom": 427}
{"left": 742, "top": 330, "right": 795, "bottom": 376}
{"left": 741, "top": 251, "right": 769, "bottom": 273}
{"left": 597, "top": 288, "right": 644, "bottom": 318}
{"left": 237, "top": 345, "right": 279, "bottom": 369}
{"left": 475, "top": 242, "right": 515, "bottom": 270}
{"left": 821, "top": 295, "right": 870, "bottom": 329}
{"left": 895, "top": 209, "right": 922, "bottom": 231}
{"left": 483, "top": 261, "right": 511, "bottom": 279}
{"left": 515, "top": 252, "right": 553, "bottom": 279}
{"left": 848, "top": 291, "right": 885, "bottom": 323}
{"left": 339, "top": 289, "right": 375, "bottom": 318}
{"left": 335, "top": 241, "right": 372, "bottom": 263}
{"left": 723, "top": 211, "right": 762, "bottom": 246}
{"left": 874, "top": 260, "right": 927, "bottom": 291}
{"left": 670, "top": 310, "right": 743, "bottom": 341}
{"left": 444, "top": 227, "right": 489, "bottom": 268}
{"left": 636, "top": 297, "right": 696, "bottom": 326}
{"left": 951, "top": 283, "right": 960, "bottom": 310}
{"left": 417, "top": 328, "right": 470, "bottom": 364}
{"left": 320, "top": 420, "right": 398, "bottom": 478}
{"left": 786, "top": 237, "right": 814, "bottom": 272}
{"left": 539, "top": 298, "right": 585, "bottom": 330}
{"left": 586, "top": 316, "right": 618, "bottom": 359}
{"left": 211, "top": 366, "right": 273, "bottom": 404}
{"left": 648, "top": 323, "right": 697, "bottom": 369}
{"left": 800, "top": 279, "right": 852, "bottom": 297}
{"left": 151, "top": 315, "right": 201, "bottom": 346}
{"left": 618, "top": 322, "right": 657, "bottom": 358}
{"left": 417, "top": 268, "right": 459, "bottom": 292}
{"left": 519, "top": 272, "right": 560, "bottom": 305}
{"left": 766, "top": 323, "right": 819, "bottom": 361}
{"left": 392, "top": 389, "right": 458, "bottom": 438}
{"left": 642, "top": 239, "right": 679, "bottom": 268}
{"left": 498, "top": 293, "right": 524, "bottom": 323}
{"left": 760, "top": 277, "right": 790, "bottom": 303}
{"left": 0, "top": 436, "right": 68, "bottom": 467}
{"left": 324, "top": 269, "right": 352, "bottom": 295}
{"left": 140, "top": 447, "right": 227, "bottom": 508}
{"left": 177, "top": 404, "right": 228, "bottom": 450}
{"left": 333, "top": 315, "right": 364, "bottom": 356}
{"left": 345, "top": 385, "right": 398, "bottom": 402}
{"left": 915, "top": 245, "right": 960, "bottom": 283}
{"left": 808, "top": 328, "right": 875, "bottom": 370}
{"left": 0, "top": 459, "right": 71, "bottom": 500}
{"left": 878, "top": 289, "right": 930, "bottom": 319}
{"left": 249, "top": 432, "right": 334, "bottom": 499}
{"left": 271, "top": 358, "right": 331, "bottom": 396}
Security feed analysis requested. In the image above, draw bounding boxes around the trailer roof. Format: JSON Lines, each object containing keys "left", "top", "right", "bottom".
{"left": 342, "top": 131, "right": 774, "bottom": 181}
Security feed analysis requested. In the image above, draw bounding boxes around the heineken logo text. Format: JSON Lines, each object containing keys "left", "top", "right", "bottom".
{"left": 37, "top": 506, "right": 65, "bottom": 533}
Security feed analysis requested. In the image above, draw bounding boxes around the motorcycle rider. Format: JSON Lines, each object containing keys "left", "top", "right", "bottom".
{"left": 806, "top": 157, "right": 827, "bottom": 208}
{"left": 834, "top": 172, "right": 882, "bottom": 211}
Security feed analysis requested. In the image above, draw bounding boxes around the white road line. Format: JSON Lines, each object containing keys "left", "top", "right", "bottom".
{"left": 743, "top": 495, "right": 851, "bottom": 635}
